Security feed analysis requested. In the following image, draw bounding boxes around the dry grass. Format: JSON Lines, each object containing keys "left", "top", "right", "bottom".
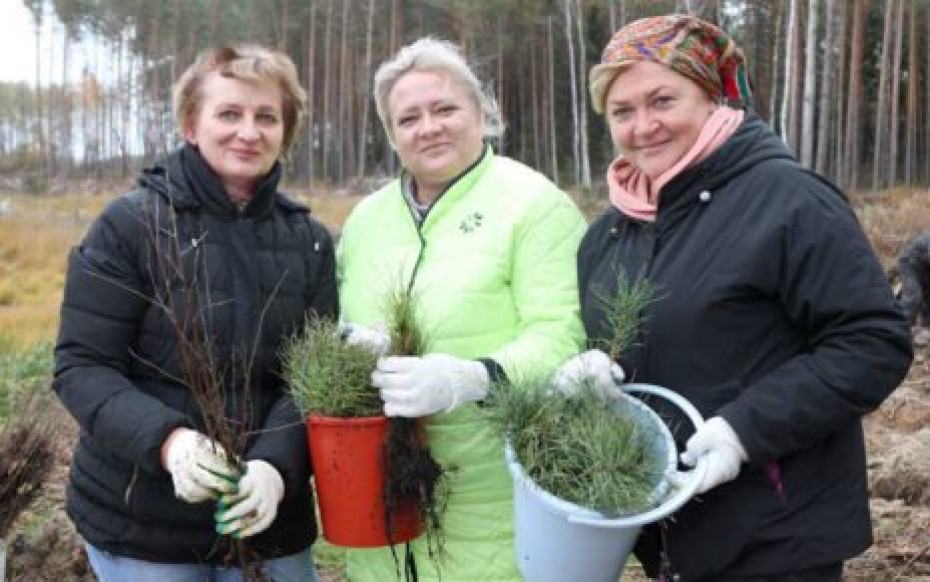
{"left": 0, "top": 184, "right": 922, "bottom": 351}
{"left": 0, "top": 193, "right": 110, "bottom": 350}
{"left": 0, "top": 187, "right": 364, "bottom": 350}
{"left": 853, "top": 187, "right": 930, "bottom": 269}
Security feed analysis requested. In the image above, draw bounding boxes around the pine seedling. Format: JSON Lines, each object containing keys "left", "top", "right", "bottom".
{"left": 281, "top": 316, "right": 382, "bottom": 418}
{"left": 593, "top": 269, "right": 655, "bottom": 361}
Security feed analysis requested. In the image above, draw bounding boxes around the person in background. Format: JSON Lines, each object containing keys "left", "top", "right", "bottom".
{"left": 552, "top": 15, "right": 913, "bottom": 582}
{"left": 894, "top": 230, "right": 930, "bottom": 345}
{"left": 337, "top": 37, "right": 586, "bottom": 582}
{"left": 53, "top": 44, "right": 336, "bottom": 582}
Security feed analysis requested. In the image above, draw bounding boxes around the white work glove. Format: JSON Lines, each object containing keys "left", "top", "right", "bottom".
{"left": 162, "top": 428, "right": 239, "bottom": 503}
{"left": 668, "top": 416, "right": 748, "bottom": 494}
{"left": 338, "top": 321, "right": 391, "bottom": 356}
{"left": 550, "top": 349, "right": 625, "bottom": 401}
{"left": 374, "top": 353, "right": 490, "bottom": 417}
{"left": 214, "top": 459, "right": 285, "bottom": 538}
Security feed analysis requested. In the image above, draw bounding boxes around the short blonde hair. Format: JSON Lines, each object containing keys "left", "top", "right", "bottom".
{"left": 589, "top": 63, "right": 627, "bottom": 115}
{"left": 172, "top": 44, "right": 308, "bottom": 155}
{"left": 373, "top": 37, "right": 503, "bottom": 146}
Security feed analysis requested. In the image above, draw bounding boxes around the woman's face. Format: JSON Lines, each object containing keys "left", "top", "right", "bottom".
{"left": 387, "top": 70, "right": 485, "bottom": 198}
{"left": 605, "top": 60, "right": 716, "bottom": 180}
{"left": 184, "top": 72, "right": 285, "bottom": 195}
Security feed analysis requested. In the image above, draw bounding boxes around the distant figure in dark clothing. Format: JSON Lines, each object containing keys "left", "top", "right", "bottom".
{"left": 895, "top": 230, "right": 930, "bottom": 329}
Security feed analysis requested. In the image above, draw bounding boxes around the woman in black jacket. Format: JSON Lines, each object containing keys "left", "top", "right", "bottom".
{"left": 53, "top": 44, "right": 336, "bottom": 581}
{"left": 551, "top": 15, "right": 913, "bottom": 582}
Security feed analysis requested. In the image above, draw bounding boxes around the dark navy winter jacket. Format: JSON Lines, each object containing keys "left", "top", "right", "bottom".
{"left": 578, "top": 115, "right": 912, "bottom": 580}
{"left": 53, "top": 145, "right": 337, "bottom": 562}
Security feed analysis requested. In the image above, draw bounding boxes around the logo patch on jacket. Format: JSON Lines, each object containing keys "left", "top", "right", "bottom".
{"left": 459, "top": 211, "right": 484, "bottom": 234}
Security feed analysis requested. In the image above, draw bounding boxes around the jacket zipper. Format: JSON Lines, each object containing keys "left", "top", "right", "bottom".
{"left": 124, "top": 465, "right": 140, "bottom": 507}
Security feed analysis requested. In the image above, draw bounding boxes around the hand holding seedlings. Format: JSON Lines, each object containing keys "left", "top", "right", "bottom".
{"left": 375, "top": 353, "right": 490, "bottom": 417}
{"left": 162, "top": 427, "right": 239, "bottom": 503}
{"left": 338, "top": 321, "right": 391, "bottom": 356}
{"left": 215, "top": 460, "right": 285, "bottom": 539}
{"left": 667, "top": 417, "right": 747, "bottom": 494}
{"left": 550, "top": 349, "right": 626, "bottom": 402}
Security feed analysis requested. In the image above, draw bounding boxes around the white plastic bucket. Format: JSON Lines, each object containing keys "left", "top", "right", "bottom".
{"left": 506, "top": 383, "right": 708, "bottom": 582}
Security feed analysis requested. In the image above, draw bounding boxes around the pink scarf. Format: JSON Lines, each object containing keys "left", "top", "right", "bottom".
{"left": 607, "top": 106, "right": 744, "bottom": 222}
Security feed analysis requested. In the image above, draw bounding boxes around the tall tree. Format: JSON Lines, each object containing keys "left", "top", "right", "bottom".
{"left": 357, "top": 0, "right": 375, "bottom": 178}
{"left": 573, "top": 0, "right": 591, "bottom": 188}
{"left": 815, "top": 0, "right": 835, "bottom": 176}
{"left": 564, "top": 0, "right": 581, "bottom": 185}
{"left": 831, "top": 0, "right": 848, "bottom": 183}
{"left": 801, "top": 0, "right": 819, "bottom": 167}
{"left": 873, "top": 0, "right": 895, "bottom": 190}
{"left": 845, "top": 0, "right": 867, "bottom": 191}
{"left": 905, "top": 0, "right": 918, "bottom": 184}
{"left": 888, "top": 0, "right": 904, "bottom": 186}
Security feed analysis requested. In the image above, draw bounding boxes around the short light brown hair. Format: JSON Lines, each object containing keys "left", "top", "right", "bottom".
{"left": 373, "top": 37, "right": 503, "bottom": 147}
{"left": 172, "top": 44, "right": 307, "bottom": 155}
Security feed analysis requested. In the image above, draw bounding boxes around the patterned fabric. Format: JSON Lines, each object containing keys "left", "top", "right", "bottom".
{"left": 593, "top": 14, "right": 751, "bottom": 108}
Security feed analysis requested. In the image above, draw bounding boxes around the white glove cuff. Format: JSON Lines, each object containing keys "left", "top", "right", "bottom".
{"left": 716, "top": 417, "right": 748, "bottom": 462}
{"left": 445, "top": 359, "right": 490, "bottom": 412}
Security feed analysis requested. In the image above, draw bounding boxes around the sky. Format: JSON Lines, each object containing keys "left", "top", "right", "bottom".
{"left": 0, "top": 0, "right": 96, "bottom": 85}
{"left": 0, "top": 0, "right": 43, "bottom": 83}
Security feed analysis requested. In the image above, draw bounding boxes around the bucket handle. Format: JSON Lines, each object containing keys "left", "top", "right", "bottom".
{"left": 567, "top": 383, "right": 709, "bottom": 528}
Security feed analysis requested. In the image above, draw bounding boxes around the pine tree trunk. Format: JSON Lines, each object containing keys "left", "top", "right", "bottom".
{"left": 801, "top": 0, "right": 819, "bottom": 168}
{"left": 845, "top": 0, "right": 868, "bottom": 191}
{"left": 889, "top": 0, "right": 905, "bottom": 186}
{"left": 816, "top": 0, "right": 836, "bottom": 176}
{"left": 357, "top": 0, "right": 375, "bottom": 178}
{"left": 873, "top": 0, "right": 895, "bottom": 190}
{"left": 905, "top": 0, "right": 917, "bottom": 185}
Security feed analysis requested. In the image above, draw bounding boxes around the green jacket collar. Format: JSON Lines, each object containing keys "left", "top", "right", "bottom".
{"left": 401, "top": 144, "right": 495, "bottom": 229}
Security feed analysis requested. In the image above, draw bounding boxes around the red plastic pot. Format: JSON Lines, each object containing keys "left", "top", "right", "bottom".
{"left": 307, "top": 415, "right": 422, "bottom": 547}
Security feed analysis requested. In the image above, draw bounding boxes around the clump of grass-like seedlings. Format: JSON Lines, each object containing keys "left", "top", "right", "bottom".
{"left": 486, "top": 379, "right": 664, "bottom": 515}
{"left": 380, "top": 285, "right": 448, "bottom": 567}
{"left": 485, "top": 269, "right": 662, "bottom": 515}
{"left": 282, "top": 316, "right": 381, "bottom": 418}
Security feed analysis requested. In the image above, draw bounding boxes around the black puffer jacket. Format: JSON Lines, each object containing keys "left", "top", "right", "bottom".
{"left": 53, "top": 145, "right": 337, "bottom": 562}
{"left": 578, "top": 115, "right": 912, "bottom": 580}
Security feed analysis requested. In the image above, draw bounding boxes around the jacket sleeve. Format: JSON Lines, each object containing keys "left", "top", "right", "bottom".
{"left": 487, "top": 188, "right": 588, "bottom": 381}
{"left": 53, "top": 196, "right": 189, "bottom": 475}
{"left": 720, "top": 172, "right": 913, "bottom": 463}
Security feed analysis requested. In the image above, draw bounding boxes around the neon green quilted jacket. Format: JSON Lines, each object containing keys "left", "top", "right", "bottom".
{"left": 337, "top": 148, "right": 586, "bottom": 582}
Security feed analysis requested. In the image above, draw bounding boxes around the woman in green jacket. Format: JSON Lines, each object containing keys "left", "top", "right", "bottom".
{"left": 337, "top": 37, "right": 586, "bottom": 582}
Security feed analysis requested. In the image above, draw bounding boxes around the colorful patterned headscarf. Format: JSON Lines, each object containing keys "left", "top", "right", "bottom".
{"left": 589, "top": 14, "right": 751, "bottom": 113}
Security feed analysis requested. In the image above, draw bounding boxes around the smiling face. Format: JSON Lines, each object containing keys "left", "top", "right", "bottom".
{"left": 184, "top": 72, "right": 285, "bottom": 200}
{"left": 387, "top": 70, "right": 485, "bottom": 203}
{"left": 605, "top": 60, "right": 716, "bottom": 180}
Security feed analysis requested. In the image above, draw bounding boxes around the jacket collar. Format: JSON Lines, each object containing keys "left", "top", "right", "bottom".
{"left": 401, "top": 143, "right": 494, "bottom": 228}
{"left": 137, "top": 144, "right": 293, "bottom": 218}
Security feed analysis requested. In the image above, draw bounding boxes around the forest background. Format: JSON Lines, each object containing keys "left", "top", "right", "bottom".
{"left": 1, "top": 0, "right": 928, "bottom": 196}
{"left": 1, "top": 1, "right": 929, "bottom": 580}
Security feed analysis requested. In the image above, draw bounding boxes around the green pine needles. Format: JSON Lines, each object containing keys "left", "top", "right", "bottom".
{"left": 282, "top": 317, "right": 382, "bottom": 418}
{"left": 485, "top": 269, "right": 664, "bottom": 516}
{"left": 594, "top": 269, "right": 655, "bottom": 361}
{"left": 487, "top": 380, "right": 665, "bottom": 516}
{"left": 383, "top": 283, "right": 429, "bottom": 358}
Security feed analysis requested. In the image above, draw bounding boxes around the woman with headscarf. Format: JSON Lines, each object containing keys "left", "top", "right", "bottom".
{"left": 551, "top": 14, "right": 912, "bottom": 582}
{"left": 337, "top": 37, "right": 586, "bottom": 581}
